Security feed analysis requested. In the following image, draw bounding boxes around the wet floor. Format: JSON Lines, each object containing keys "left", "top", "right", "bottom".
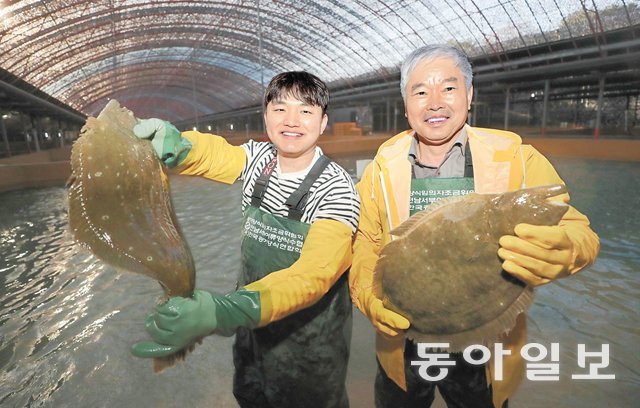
{"left": 0, "top": 155, "right": 638, "bottom": 407}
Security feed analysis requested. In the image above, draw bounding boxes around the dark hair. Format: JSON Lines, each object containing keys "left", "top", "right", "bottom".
{"left": 263, "top": 71, "right": 329, "bottom": 114}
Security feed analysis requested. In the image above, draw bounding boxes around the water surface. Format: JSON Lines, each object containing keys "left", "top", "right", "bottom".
{"left": 0, "top": 156, "right": 638, "bottom": 407}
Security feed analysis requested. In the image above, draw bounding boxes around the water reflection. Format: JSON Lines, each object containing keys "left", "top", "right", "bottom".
{"left": 0, "top": 157, "right": 638, "bottom": 407}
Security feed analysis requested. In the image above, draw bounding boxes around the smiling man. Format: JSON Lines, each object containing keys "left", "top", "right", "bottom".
{"left": 131, "top": 71, "right": 360, "bottom": 408}
{"left": 350, "top": 45, "right": 599, "bottom": 407}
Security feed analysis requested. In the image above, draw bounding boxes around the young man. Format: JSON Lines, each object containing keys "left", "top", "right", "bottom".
{"left": 132, "top": 71, "right": 360, "bottom": 408}
{"left": 350, "top": 45, "right": 599, "bottom": 408}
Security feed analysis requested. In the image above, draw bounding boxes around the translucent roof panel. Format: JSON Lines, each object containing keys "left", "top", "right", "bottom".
{"left": 1, "top": 0, "right": 637, "bottom": 121}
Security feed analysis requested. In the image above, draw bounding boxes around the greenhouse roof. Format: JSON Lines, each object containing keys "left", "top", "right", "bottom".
{"left": 1, "top": 0, "right": 638, "bottom": 121}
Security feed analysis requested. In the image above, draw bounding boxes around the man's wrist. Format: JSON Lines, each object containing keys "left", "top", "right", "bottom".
{"left": 212, "top": 289, "right": 261, "bottom": 336}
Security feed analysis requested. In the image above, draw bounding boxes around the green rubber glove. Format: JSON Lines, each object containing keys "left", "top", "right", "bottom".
{"left": 131, "top": 289, "right": 261, "bottom": 358}
{"left": 133, "top": 118, "right": 192, "bottom": 168}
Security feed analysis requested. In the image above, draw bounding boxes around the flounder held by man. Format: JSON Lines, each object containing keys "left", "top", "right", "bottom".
{"left": 67, "top": 99, "right": 196, "bottom": 372}
{"left": 376, "top": 184, "right": 569, "bottom": 350}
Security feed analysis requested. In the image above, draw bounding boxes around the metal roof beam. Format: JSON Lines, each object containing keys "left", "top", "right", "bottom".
{"left": 0, "top": 79, "right": 86, "bottom": 122}
{"left": 474, "top": 38, "right": 640, "bottom": 73}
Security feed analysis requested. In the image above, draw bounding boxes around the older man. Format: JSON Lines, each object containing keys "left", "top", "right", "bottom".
{"left": 350, "top": 45, "right": 599, "bottom": 408}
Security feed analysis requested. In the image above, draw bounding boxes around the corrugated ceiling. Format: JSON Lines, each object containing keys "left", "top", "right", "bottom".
{"left": 1, "top": 0, "right": 637, "bottom": 121}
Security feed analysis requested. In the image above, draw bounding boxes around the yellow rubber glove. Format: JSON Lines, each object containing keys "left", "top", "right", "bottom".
{"left": 361, "top": 291, "right": 410, "bottom": 337}
{"left": 498, "top": 223, "right": 576, "bottom": 287}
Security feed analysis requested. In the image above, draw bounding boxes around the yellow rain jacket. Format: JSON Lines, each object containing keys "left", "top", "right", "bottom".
{"left": 176, "top": 131, "right": 354, "bottom": 326}
{"left": 350, "top": 125, "right": 600, "bottom": 408}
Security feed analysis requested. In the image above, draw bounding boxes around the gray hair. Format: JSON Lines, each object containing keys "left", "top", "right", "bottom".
{"left": 400, "top": 45, "right": 473, "bottom": 100}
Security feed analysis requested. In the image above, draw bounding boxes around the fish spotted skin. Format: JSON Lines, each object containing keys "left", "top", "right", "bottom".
{"left": 68, "top": 100, "right": 196, "bottom": 371}
{"left": 376, "top": 185, "right": 569, "bottom": 350}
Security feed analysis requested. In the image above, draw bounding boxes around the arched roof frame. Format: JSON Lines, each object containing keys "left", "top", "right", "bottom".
{"left": 0, "top": 0, "right": 637, "bottom": 120}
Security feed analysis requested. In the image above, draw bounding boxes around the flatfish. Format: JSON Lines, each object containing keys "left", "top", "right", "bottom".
{"left": 376, "top": 184, "right": 569, "bottom": 350}
{"left": 67, "top": 99, "right": 196, "bottom": 372}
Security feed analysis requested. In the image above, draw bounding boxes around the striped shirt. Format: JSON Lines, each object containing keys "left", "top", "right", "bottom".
{"left": 239, "top": 140, "right": 360, "bottom": 232}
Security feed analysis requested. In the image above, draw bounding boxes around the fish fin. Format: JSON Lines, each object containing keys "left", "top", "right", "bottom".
{"left": 530, "top": 183, "right": 567, "bottom": 199}
{"left": 152, "top": 337, "right": 204, "bottom": 373}
{"left": 406, "top": 286, "right": 535, "bottom": 352}
{"left": 372, "top": 246, "right": 402, "bottom": 299}
{"left": 65, "top": 175, "right": 76, "bottom": 188}
{"left": 390, "top": 195, "right": 469, "bottom": 237}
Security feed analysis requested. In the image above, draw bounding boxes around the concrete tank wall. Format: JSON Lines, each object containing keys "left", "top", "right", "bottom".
{"left": 1, "top": 137, "right": 638, "bottom": 193}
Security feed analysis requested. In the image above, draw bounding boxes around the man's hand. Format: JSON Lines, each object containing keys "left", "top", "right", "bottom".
{"left": 131, "top": 290, "right": 217, "bottom": 358}
{"left": 133, "top": 118, "right": 191, "bottom": 167}
{"left": 364, "top": 294, "right": 410, "bottom": 337}
{"left": 498, "top": 223, "right": 575, "bottom": 286}
{"left": 131, "top": 289, "right": 261, "bottom": 358}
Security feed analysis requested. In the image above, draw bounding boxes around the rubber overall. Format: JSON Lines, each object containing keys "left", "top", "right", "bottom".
{"left": 233, "top": 156, "right": 352, "bottom": 408}
{"left": 376, "top": 143, "right": 497, "bottom": 408}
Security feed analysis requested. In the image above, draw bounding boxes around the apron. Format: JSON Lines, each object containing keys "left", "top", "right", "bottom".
{"left": 233, "top": 155, "right": 352, "bottom": 408}
{"left": 409, "top": 141, "right": 475, "bottom": 215}
{"left": 380, "top": 143, "right": 494, "bottom": 407}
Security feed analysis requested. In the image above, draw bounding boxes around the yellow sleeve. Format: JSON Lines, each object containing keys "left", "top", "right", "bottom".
{"left": 350, "top": 161, "right": 383, "bottom": 315}
{"left": 523, "top": 146, "right": 600, "bottom": 274}
{"left": 175, "top": 131, "right": 246, "bottom": 184}
{"left": 244, "top": 219, "right": 353, "bottom": 326}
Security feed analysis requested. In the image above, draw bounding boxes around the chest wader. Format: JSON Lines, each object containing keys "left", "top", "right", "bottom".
{"left": 233, "top": 156, "right": 352, "bottom": 408}
{"left": 377, "top": 143, "right": 495, "bottom": 408}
